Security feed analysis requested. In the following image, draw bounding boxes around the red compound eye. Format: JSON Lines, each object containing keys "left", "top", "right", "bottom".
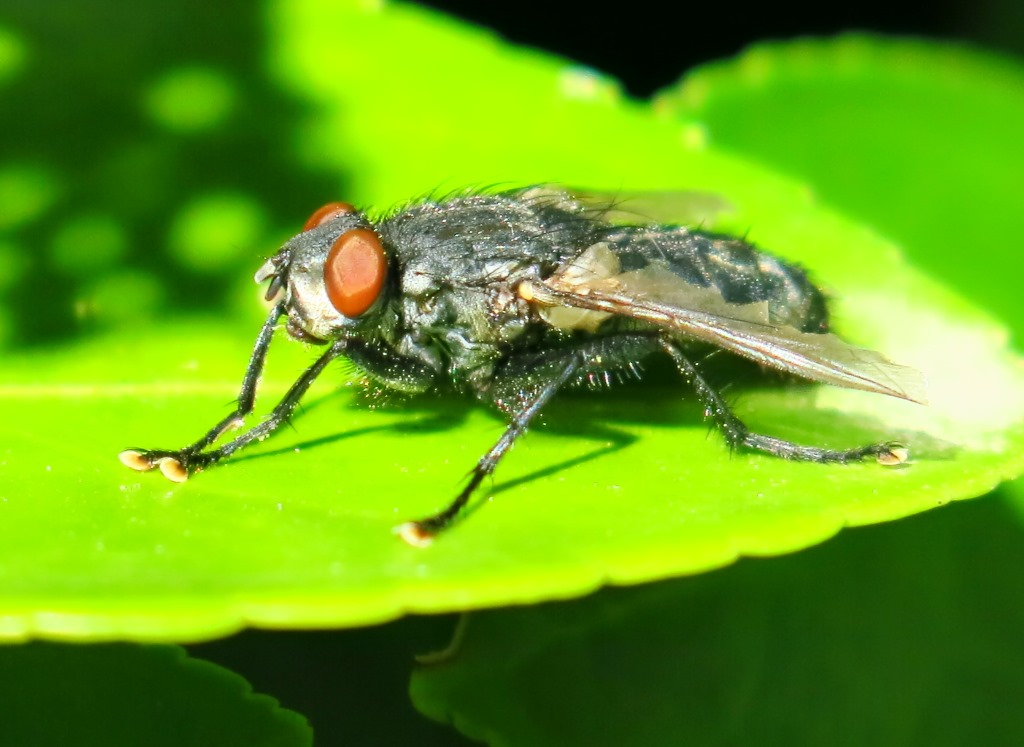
{"left": 324, "top": 228, "right": 387, "bottom": 317}
{"left": 303, "top": 201, "right": 356, "bottom": 231}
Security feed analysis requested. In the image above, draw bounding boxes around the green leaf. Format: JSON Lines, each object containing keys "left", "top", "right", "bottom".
{"left": 1, "top": 4, "right": 1023, "bottom": 642}
{"left": 411, "top": 494, "right": 1024, "bottom": 746}
{"left": 0, "top": 643, "right": 310, "bottom": 746}
{"left": 2, "top": 203, "right": 1022, "bottom": 640}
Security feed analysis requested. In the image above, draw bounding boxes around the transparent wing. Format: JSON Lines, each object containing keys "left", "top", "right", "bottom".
{"left": 525, "top": 185, "right": 734, "bottom": 227}
{"left": 572, "top": 188, "right": 734, "bottom": 226}
{"left": 524, "top": 244, "right": 927, "bottom": 405}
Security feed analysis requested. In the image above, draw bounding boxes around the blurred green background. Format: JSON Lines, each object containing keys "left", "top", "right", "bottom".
{"left": 0, "top": 0, "right": 346, "bottom": 350}
{"left": 2, "top": 0, "right": 1023, "bottom": 744}
{"left": 1, "top": 0, "right": 1021, "bottom": 352}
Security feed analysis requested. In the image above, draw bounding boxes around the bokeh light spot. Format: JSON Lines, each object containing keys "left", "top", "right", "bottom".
{"left": 168, "top": 192, "right": 266, "bottom": 272}
{"left": 144, "top": 67, "right": 237, "bottom": 133}
{"left": 50, "top": 214, "right": 127, "bottom": 273}
{"left": 78, "top": 270, "right": 164, "bottom": 326}
{"left": 0, "top": 25, "right": 27, "bottom": 86}
{"left": 0, "top": 164, "right": 58, "bottom": 230}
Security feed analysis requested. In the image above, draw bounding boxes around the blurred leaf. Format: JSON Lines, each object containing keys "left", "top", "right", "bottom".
{"left": 411, "top": 493, "right": 1024, "bottom": 747}
{"left": 0, "top": 643, "right": 310, "bottom": 746}
{"left": 656, "top": 35, "right": 1024, "bottom": 339}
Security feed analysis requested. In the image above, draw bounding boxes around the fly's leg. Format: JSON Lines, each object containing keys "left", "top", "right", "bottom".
{"left": 398, "top": 332, "right": 665, "bottom": 545}
{"left": 120, "top": 306, "right": 345, "bottom": 480}
{"left": 121, "top": 340, "right": 345, "bottom": 480}
{"left": 159, "top": 341, "right": 347, "bottom": 476}
{"left": 120, "top": 303, "right": 285, "bottom": 477}
{"left": 397, "top": 356, "right": 581, "bottom": 547}
{"left": 659, "top": 337, "right": 908, "bottom": 465}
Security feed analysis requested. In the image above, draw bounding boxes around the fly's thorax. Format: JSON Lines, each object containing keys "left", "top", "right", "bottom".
{"left": 346, "top": 189, "right": 609, "bottom": 382}
{"left": 366, "top": 248, "right": 543, "bottom": 391}
{"left": 390, "top": 262, "right": 533, "bottom": 382}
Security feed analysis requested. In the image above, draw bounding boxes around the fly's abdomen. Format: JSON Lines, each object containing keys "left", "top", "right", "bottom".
{"left": 605, "top": 226, "right": 830, "bottom": 333}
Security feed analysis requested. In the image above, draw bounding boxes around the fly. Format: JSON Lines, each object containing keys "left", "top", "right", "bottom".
{"left": 119, "top": 186, "right": 926, "bottom": 546}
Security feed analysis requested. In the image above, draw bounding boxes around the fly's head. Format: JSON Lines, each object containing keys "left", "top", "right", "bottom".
{"left": 255, "top": 202, "right": 392, "bottom": 343}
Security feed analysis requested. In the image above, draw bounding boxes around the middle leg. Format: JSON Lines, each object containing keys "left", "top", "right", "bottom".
{"left": 659, "top": 336, "right": 907, "bottom": 465}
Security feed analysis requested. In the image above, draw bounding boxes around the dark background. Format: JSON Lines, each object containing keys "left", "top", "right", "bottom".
{"left": 420, "top": 0, "right": 1022, "bottom": 97}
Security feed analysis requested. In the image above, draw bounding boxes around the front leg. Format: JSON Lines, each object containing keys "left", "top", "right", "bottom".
{"left": 119, "top": 302, "right": 287, "bottom": 479}
{"left": 120, "top": 339, "right": 347, "bottom": 481}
